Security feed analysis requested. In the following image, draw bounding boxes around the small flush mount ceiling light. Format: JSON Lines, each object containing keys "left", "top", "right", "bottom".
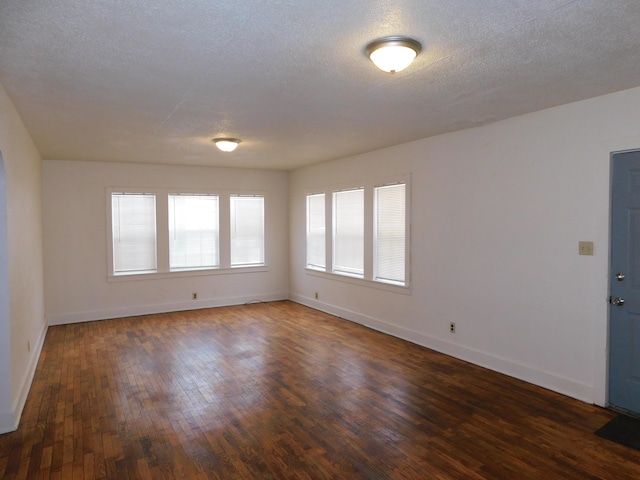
{"left": 212, "top": 138, "right": 241, "bottom": 152}
{"left": 365, "top": 36, "right": 422, "bottom": 73}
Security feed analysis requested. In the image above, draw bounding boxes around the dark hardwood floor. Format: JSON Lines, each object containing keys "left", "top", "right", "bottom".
{"left": 0, "top": 300, "right": 638, "bottom": 479}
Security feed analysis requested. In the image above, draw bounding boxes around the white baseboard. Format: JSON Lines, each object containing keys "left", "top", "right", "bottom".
{"left": 0, "top": 321, "right": 47, "bottom": 434}
{"left": 289, "top": 293, "right": 595, "bottom": 404}
{"left": 46, "top": 293, "right": 289, "bottom": 325}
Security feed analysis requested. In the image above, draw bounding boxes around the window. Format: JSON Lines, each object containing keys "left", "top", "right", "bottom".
{"left": 374, "top": 184, "right": 406, "bottom": 285}
{"left": 230, "top": 195, "right": 265, "bottom": 267}
{"left": 333, "top": 188, "right": 364, "bottom": 277}
{"left": 306, "top": 193, "right": 325, "bottom": 269}
{"left": 169, "top": 194, "right": 219, "bottom": 271}
{"left": 305, "top": 180, "right": 408, "bottom": 288}
{"left": 111, "top": 193, "right": 157, "bottom": 275}
{"left": 109, "top": 190, "right": 267, "bottom": 277}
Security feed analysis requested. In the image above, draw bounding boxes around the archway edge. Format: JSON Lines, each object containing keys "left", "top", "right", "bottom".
{"left": 0, "top": 150, "right": 16, "bottom": 433}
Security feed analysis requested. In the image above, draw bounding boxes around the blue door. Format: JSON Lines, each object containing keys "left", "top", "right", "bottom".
{"left": 610, "top": 150, "right": 640, "bottom": 415}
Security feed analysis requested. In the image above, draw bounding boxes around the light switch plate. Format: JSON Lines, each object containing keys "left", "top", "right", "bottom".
{"left": 579, "top": 241, "right": 594, "bottom": 256}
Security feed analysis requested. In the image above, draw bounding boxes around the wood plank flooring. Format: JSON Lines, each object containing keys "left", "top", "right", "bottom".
{"left": 1, "top": 300, "right": 639, "bottom": 479}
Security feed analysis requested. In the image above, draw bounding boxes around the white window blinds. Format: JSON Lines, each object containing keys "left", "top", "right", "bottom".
{"left": 375, "top": 184, "right": 406, "bottom": 285}
{"left": 333, "top": 188, "right": 364, "bottom": 276}
{"left": 169, "top": 194, "right": 219, "bottom": 271}
{"left": 306, "top": 193, "right": 326, "bottom": 269}
{"left": 230, "top": 195, "right": 265, "bottom": 267}
{"left": 111, "top": 193, "right": 157, "bottom": 274}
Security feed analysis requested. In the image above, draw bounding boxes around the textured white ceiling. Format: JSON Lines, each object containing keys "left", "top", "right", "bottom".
{"left": 1, "top": 1, "right": 640, "bottom": 170}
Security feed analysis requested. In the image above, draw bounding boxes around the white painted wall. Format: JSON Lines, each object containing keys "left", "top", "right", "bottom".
{"left": 289, "top": 85, "right": 640, "bottom": 407}
{"left": 0, "top": 83, "right": 46, "bottom": 434}
{"left": 42, "top": 160, "right": 289, "bottom": 324}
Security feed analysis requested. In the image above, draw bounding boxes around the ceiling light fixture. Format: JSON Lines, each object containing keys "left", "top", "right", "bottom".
{"left": 365, "top": 36, "right": 422, "bottom": 74}
{"left": 212, "top": 138, "right": 241, "bottom": 152}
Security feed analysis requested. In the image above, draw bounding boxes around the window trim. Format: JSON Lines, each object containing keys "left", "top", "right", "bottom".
{"left": 305, "top": 267, "right": 411, "bottom": 295}
{"left": 332, "top": 187, "right": 365, "bottom": 278}
{"left": 230, "top": 194, "right": 266, "bottom": 268}
{"left": 373, "top": 183, "right": 407, "bottom": 286}
{"left": 107, "top": 187, "right": 268, "bottom": 280}
{"left": 306, "top": 193, "right": 326, "bottom": 270}
{"left": 110, "top": 191, "right": 158, "bottom": 275}
{"left": 303, "top": 175, "right": 411, "bottom": 292}
{"left": 168, "top": 193, "right": 220, "bottom": 272}
{"left": 107, "top": 264, "right": 268, "bottom": 283}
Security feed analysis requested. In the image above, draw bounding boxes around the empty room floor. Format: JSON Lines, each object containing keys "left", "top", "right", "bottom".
{"left": 1, "top": 301, "right": 639, "bottom": 479}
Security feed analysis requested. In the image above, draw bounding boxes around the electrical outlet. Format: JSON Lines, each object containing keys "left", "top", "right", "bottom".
{"left": 578, "top": 241, "right": 594, "bottom": 256}
{"left": 192, "top": 292, "right": 198, "bottom": 300}
{"left": 449, "top": 322, "right": 456, "bottom": 334}
{"left": 314, "top": 292, "right": 319, "bottom": 300}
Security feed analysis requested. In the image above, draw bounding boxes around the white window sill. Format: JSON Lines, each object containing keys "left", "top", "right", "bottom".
{"left": 305, "top": 268, "right": 411, "bottom": 295}
{"left": 109, "top": 265, "right": 268, "bottom": 282}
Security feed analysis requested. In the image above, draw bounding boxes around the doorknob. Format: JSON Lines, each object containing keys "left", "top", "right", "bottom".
{"left": 615, "top": 272, "right": 626, "bottom": 281}
{"left": 611, "top": 297, "right": 625, "bottom": 306}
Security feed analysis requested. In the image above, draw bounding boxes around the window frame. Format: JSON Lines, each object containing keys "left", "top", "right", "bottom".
{"left": 106, "top": 187, "right": 268, "bottom": 281}
{"left": 111, "top": 192, "right": 158, "bottom": 276}
{"left": 332, "top": 187, "right": 365, "bottom": 278}
{"left": 374, "top": 183, "right": 407, "bottom": 286}
{"left": 304, "top": 176, "right": 410, "bottom": 294}
{"left": 168, "top": 193, "right": 220, "bottom": 272}
{"left": 230, "top": 194, "right": 266, "bottom": 268}
{"left": 306, "top": 193, "right": 326, "bottom": 271}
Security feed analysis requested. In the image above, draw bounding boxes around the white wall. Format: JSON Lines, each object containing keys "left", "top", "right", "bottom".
{"left": 289, "top": 85, "right": 640, "bottom": 407}
{"left": 0, "top": 83, "right": 46, "bottom": 434}
{"left": 42, "top": 160, "right": 289, "bottom": 324}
